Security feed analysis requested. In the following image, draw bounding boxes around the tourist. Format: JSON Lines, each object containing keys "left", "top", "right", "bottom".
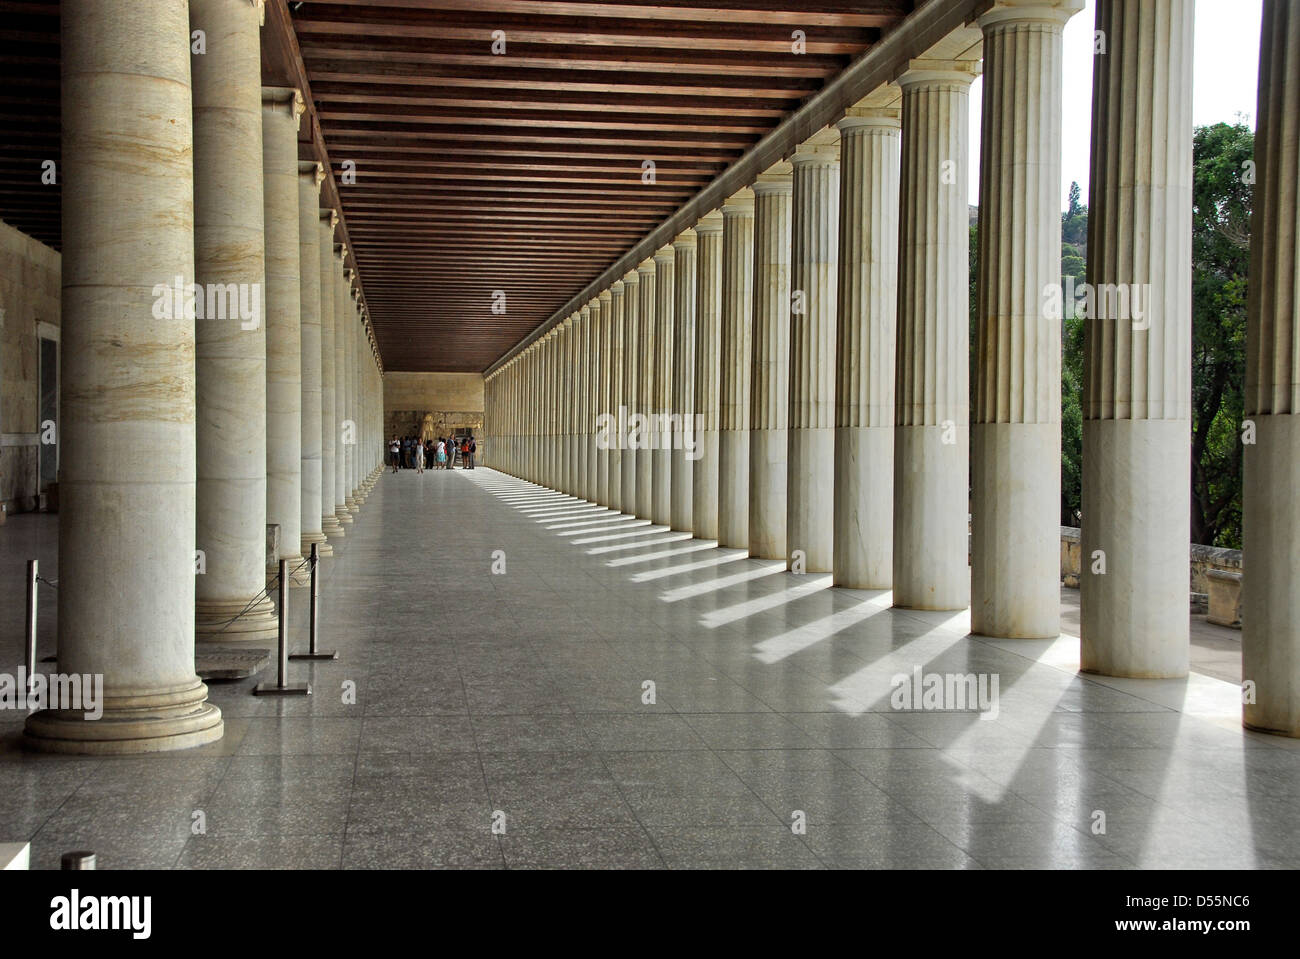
{"left": 467, "top": 435, "right": 476, "bottom": 469}
{"left": 436, "top": 436, "right": 447, "bottom": 469}
{"left": 388, "top": 436, "right": 399, "bottom": 473}
{"left": 414, "top": 435, "right": 425, "bottom": 473}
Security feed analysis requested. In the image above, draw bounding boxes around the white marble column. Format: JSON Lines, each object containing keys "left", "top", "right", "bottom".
{"left": 653, "top": 246, "right": 676, "bottom": 526}
{"left": 671, "top": 230, "right": 697, "bottom": 532}
{"left": 1081, "top": 0, "right": 1193, "bottom": 677}
{"left": 348, "top": 288, "right": 362, "bottom": 503}
{"left": 892, "top": 61, "right": 977, "bottom": 611}
{"left": 333, "top": 247, "right": 352, "bottom": 526}
{"left": 577, "top": 304, "right": 592, "bottom": 497}
{"left": 788, "top": 132, "right": 840, "bottom": 573}
{"left": 298, "top": 161, "right": 330, "bottom": 559}
{"left": 192, "top": 0, "right": 276, "bottom": 642}
{"left": 621, "top": 269, "right": 641, "bottom": 513}
{"left": 586, "top": 298, "right": 602, "bottom": 500}
{"left": 972, "top": 2, "right": 1079, "bottom": 636}
{"left": 636, "top": 259, "right": 657, "bottom": 519}
{"left": 693, "top": 210, "right": 724, "bottom": 540}
{"left": 749, "top": 163, "right": 793, "bottom": 561}
{"left": 26, "top": 0, "right": 223, "bottom": 752}
{"left": 718, "top": 189, "right": 755, "bottom": 549}
{"left": 263, "top": 87, "right": 308, "bottom": 586}
{"left": 1243, "top": 0, "right": 1300, "bottom": 735}
{"left": 598, "top": 289, "right": 614, "bottom": 505}
{"left": 319, "top": 209, "right": 343, "bottom": 542}
{"left": 833, "top": 107, "right": 900, "bottom": 590}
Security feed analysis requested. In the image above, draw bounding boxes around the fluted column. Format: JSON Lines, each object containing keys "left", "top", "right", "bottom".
{"left": 671, "top": 230, "right": 697, "bottom": 532}
{"left": 263, "top": 87, "right": 307, "bottom": 586}
{"left": 749, "top": 162, "right": 793, "bottom": 560}
{"left": 297, "top": 161, "right": 330, "bottom": 559}
{"left": 575, "top": 304, "right": 591, "bottom": 497}
{"left": 586, "top": 298, "right": 602, "bottom": 500}
{"left": 972, "top": 2, "right": 1079, "bottom": 636}
{"left": 653, "top": 246, "right": 676, "bottom": 526}
{"left": 693, "top": 210, "right": 724, "bottom": 540}
{"left": 597, "top": 289, "right": 614, "bottom": 505}
{"left": 788, "top": 133, "right": 840, "bottom": 573}
{"left": 621, "top": 269, "right": 641, "bottom": 513}
{"left": 333, "top": 247, "right": 352, "bottom": 526}
{"left": 1081, "top": 0, "right": 1193, "bottom": 677}
{"left": 636, "top": 259, "right": 657, "bottom": 519}
{"left": 27, "top": 0, "right": 223, "bottom": 752}
{"left": 1243, "top": 0, "right": 1300, "bottom": 735}
{"left": 192, "top": 0, "right": 276, "bottom": 642}
{"left": 893, "top": 61, "right": 977, "bottom": 611}
{"left": 605, "top": 283, "right": 625, "bottom": 510}
{"left": 719, "top": 189, "right": 755, "bottom": 549}
{"left": 833, "top": 107, "right": 900, "bottom": 590}
{"left": 565, "top": 314, "right": 579, "bottom": 494}
{"left": 343, "top": 274, "right": 360, "bottom": 510}
{"left": 319, "top": 209, "right": 343, "bottom": 541}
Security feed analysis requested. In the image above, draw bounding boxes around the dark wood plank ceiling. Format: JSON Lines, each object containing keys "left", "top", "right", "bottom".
{"left": 291, "top": 0, "right": 912, "bottom": 371}
{"left": 0, "top": 0, "right": 915, "bottom": 372}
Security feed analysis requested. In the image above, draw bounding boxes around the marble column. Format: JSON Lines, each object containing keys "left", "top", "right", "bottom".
{"left": 653, "top": 246, "right": 676, "bottom": 527}
{"left": 693, "top": 210, "right": 724, "bottom": 540}
{"left": 636, "top": 259, "right": 657, "bottom": 519}
{"left": 749, "top": 163, "right": 793, "bottom": 561}
{"left": 319, "top": 209, "right": 343, "bottom": 541}
{"left": 298, "top": 161, "right": 330, "bottom": 559}
{"left": 892, "top": 61, "right": 977, "bottom": 611}
{"left": 788, "top": 132, "right": 840, "bottom": 573}
{"left": 671, "top": 230, "right": 697, "bottom": 533}
{"left": 577, "top": 306, "right": 592, "bottom": 496}
{"left": 718, "top": 189, "right": 755, "bottom": 549}
{"left": 972, "top": 2, "right": 1079, "bottom": 636}
{"left": 333, "top": 248, "right": 352, "bottom": 526}
{"left": 833, "top": 107, "right": 900, "bottom": 590}
{"left": 598, "top": 289, "right": 615, "bottom": 506}
{"left": 1243, "top": 0, "right": 1300, "bottom": 735}
{"left": 192, "top": 0, "right": 277, "bottom": 642}
{"left": 263, "top": 87, "right": 308, "bottom": 586}
{"left": 606, "top": 283, "right": 625, "bottom": 511}
{"left": 586, "top": 298, "right": 602, "bottom": 500}
{"left": 1081, "top": 0, "right": 1193, "bottom": 677}
{"left": 26, "top": 0, "right": 223, "bottom": 752}
{"left": 556, "top": 318, "right": 570, "bottom": 491}
{"left": 621, "top": 269, "right": 641, "bottom": 514}
{"left": 347, "top": 288, "right": 361, "bottom": 503}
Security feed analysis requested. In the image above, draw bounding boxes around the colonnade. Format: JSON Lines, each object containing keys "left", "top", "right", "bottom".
{"left": 25, "top": 0, "right": 385, "bottom": 753}
{"left": 485, "top": 0, "right": 1300, "bottom": 737}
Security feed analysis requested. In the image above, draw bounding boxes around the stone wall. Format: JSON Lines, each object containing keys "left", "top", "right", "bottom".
{"left": 0, "top": 219, "right": 60, "bottom": 518}
{"left": 382, "top": 371, "right": 484, "bottom": 445}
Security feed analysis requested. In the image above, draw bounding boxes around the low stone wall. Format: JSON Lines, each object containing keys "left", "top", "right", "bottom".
{"left": 1059, "top": 527, "right": 1243, "bottom": 628}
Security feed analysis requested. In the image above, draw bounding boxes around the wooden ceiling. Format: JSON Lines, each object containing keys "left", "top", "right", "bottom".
{"left": 0, "top": 0, "right": 916, "bottom": 372}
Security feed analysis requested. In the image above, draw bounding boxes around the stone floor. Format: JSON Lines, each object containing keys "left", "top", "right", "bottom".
{"left": 0, "top": 466, "right": 1296, "bottom": 869}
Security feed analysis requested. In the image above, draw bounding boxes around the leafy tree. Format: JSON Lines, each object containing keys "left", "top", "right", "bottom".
{"left": 1189, "top": 121, "right": 1252, "bottom": 547}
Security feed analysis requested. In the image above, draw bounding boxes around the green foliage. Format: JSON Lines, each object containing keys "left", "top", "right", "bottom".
{"left": 1189, "top": 121, "right": 1252, "bottom": 547}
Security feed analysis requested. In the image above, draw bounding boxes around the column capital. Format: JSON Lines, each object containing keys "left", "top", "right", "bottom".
{"left": 623, "top": 268, "right": 641, "bottom": 287}
{"left": 299, "top": 160, "right": 324, "bottom": 188}
{"left": 320, "top": 207, "right": 339, "bottom": 230}
{"left": 579, "top": 303, "right": 592, "bottom": 320}
{"left": 673, "top": 227, "right": 697, "bottom": 250}
{"left": 752, "top": 159, "right": 793, "bottom": 195}
{"left": 261, "top": 86, "right": 305, "bottom": 128}
{"left": 838, "top": 97, "right": 902, "bottom": 132}
{"left": 977, "top": 0, "right": 1084, "bottom": 31}
{"left": 896, "top": 59, "right": 981, "bottom": 90}
{"left": 722, "top": 186, "right": 755, "bottom": 214}
{"left": 611, "top": 279, "right": 626, "bottom": 296}
{"left": 638, "top": 257, "right": 657, "bottom": 276}
{"left": 599, "top": 288, "right": 613, "bottom": 306}
{"left": 792, "top": 126, "right": 841, "bottom": 166}
{"left": 653, "top": 244, "right": 675, "bottom": 265}
{"left": 334, "top": 242, "right": 347, "bottom": 261}
{"left": 251, "top": 0, "right": 266, "bottom": 26}
{"left": 696, "top": 209, "right": 724, "bottom": 234}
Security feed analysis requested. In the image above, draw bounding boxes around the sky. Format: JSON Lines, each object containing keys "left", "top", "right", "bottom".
{"left": 967, "top": 0, "right": 1264, "bottom": 209}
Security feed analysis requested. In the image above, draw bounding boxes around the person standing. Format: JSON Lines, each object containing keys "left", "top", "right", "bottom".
{"left": 389, "top": 436, "right": 400, "bottom": 473}
{"left": 466, "top": 435, "right": 476, "bottom": 470}
{"left": 437, "top": 437, "right": 447, "bottom": 470}
{"left": 415, "top": 436, "right": 425, "bottom": 473}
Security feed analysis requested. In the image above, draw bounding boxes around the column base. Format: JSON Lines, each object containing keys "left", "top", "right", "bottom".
{"left": 346, "top": 497, "right": 360, "bottom": 514}
{"left": 322, "top": 513, "right": 346, "bottom": 538}
{"left": 787, "top": 427, "right": 834, "bottom": 573}
{"left": 24, "top": 679, "right": 223, "bottom": 755}
{"left": 336, "top": 506, "right": 354, "bottom": 525}
{"left": 302, "top": 532, "right": 333, "bottom": 559}
{"left": 195, "top": 592, "right": 278, "bottom": 643}
{"left": 268, "top": 557, "right": 312, "bottom": 589}
{"left": 748, "top": 428, "right": 787, "bottom": 561}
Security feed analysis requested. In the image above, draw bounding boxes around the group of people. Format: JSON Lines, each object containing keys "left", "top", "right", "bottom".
{"left": 388, "top": 434, "right": 476, "bottom": 473}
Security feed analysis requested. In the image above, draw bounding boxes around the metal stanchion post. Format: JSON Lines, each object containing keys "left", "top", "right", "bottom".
{"left": 291, "top": 542, "right": 336, "bottom": 661}
{"left": 25, "top": 559, "right": 37, "bottom": 699}
{"left": 254, "top": 558, "right": 310, "bottom": 696}
{"left": 61, "top": 851, "right": 96, "bottom": 870}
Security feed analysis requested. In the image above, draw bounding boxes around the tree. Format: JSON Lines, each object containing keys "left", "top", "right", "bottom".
{"left": 1189, "top": 121, "right": 1252, "bottom": 547}
{"left": 1060, "top": 183, "right": 1088, "bottom": 525}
